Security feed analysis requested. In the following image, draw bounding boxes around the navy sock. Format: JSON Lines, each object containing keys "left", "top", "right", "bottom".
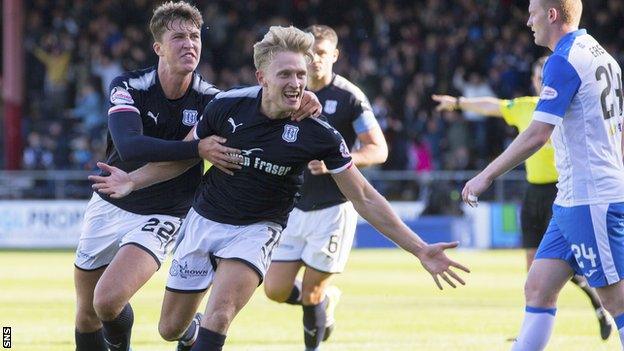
{"left": 285, "top": 280, "right": 302, "bottom": 305}
{"left": 302, "top": 299, "right": 327, "bottom": 349}
{"left": 102, "top": 303, "right": 134, "bottom": 351}
{"left": 190, "top": 327, "right": 226, "bottom": 351}
{"left": 75, "top": 328, "right": 107, "bottom": 351}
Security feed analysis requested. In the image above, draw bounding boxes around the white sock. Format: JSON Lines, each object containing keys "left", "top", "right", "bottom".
{"left": 511, "top": 306, "right": 556, "bottom": 351}
{"left": 615, "top": 313, "right": 624, "bottom": 347}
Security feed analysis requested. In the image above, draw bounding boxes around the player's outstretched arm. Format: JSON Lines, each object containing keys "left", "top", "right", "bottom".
{"left": 431, "top": 94, "right": 502, "bottom": 117}
{"left": 331, "top": 166, "right": 470, "bottom": 289}
{"left": 461, "top": 119, "right": 554, "bottom": 206}
{"left": 89, "top": 158, "right": 198, "bottom": 198}
{"left": 290, "top": 91, "right": 322, "bottom": 121}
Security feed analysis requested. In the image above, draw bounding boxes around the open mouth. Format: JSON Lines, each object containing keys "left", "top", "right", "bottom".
{"left": 181, "top": 53, "right": 196, "bottom": 59}
{"left": 283, "top": 91, "right": 301, "bottom": 103}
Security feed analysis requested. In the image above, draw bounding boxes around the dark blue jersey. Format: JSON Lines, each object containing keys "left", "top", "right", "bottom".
{"left": 193, "top": 86, "right": 353, "bottom": 227}
{"left": 102, "top": 66, "right": 220, "bottom": 217}
{"left": 295, "top": 74, "right": 379, "bottom": 211}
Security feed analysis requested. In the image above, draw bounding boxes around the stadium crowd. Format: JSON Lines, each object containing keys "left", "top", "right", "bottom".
{"left": 17, "top": 0, "right": 624, "bottom": 176}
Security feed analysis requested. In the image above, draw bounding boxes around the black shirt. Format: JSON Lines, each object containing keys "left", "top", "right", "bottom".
{"left": 295, "top": 74, "right": 378, "bottom": 211}
{"left": 101, "top": 67, "right": 220, "bottom": 217}
{"left": 194, "top": 86, "right": 353, "bottom": 227}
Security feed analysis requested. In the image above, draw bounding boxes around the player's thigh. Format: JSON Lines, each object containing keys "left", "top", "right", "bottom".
{"left": 264, "top": 261, "right": 303, "bottom": 299}
{"left": 93, "top": 244, "right": 159, "bottom": 317}
{"left": 202, "top": 259, "right": 261, "bottom": 333}
{"left": 525, "top": 258, "right": 574, "bottom": 306}
{"left": 557, "top": 203, "right": 624, "bottom": 288}
{"left": 302, "top": 202, "right": 357, "bottom": 274}
{"left": 530, "top": 219, "right": 575, "bottom": 305}
{"left": 75, "top": 193, "right": 125, "bottom": 271}
{"left": 595, "top": 280, "right": 624, "bottom": 316}
{"left": 74, "top": 265, "right": 106, "bottom": 331}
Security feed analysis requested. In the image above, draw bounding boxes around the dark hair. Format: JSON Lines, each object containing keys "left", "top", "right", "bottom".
{"left": 149, "top": 1, "right": 203, "bottom": 42}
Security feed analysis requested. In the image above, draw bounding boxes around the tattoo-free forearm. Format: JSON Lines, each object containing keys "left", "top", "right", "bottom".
{"left": 129, "top": 159, "right": 199, "bottom": 190}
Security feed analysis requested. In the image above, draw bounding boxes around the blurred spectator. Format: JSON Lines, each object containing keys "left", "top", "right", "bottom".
{"left": 16, "top": 0, "right": 624, "bottom": 176}
{"left": 22, "top": 132, "right": 54, "bottom": 170}
{"left": 68, "top": 80, "right": 105, "bottom": 140}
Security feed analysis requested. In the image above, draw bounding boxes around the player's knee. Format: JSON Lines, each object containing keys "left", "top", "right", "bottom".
{"left": 92, "top": 291, "right": 125, "bottom": 321}
{"left": 263, "top": 282, "right": 290, "bottom": 302}
{"left": 158, "top": 319, "right": 186, "bottom": 341}
{"left": 523, "top": 279, "right": 557, "bottom": 307}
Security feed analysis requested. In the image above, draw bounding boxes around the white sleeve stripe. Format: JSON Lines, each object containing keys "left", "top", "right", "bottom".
{"left": 108, "top": 105, "right": 140, "bottom": 115}
{"left": 327, "top": 161, "right": 353, "bottom": 174}
{"left": 193, "top": 127, "right": 200, "bottom": 140}
{"left": 533, "top": 111, "right": 563, "bottom": 126}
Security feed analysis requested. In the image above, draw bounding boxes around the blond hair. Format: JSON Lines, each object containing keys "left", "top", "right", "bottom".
{"left": 253, "top": 26, "right": 314, "bottom": 70}
{"left": 540, "top": 0, "right": 583, "bottom": 25}
{"left": 149, "top": 1, "right": 203, "bottom": 42}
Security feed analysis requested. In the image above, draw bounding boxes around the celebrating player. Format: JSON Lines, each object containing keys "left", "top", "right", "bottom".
{"left": 432, "top": 55, "right": 612, "bottom": 340}
{"left": 90, "top": 25, "right": 469, "bottom": 351}
{"left": 460, "top": 0, "right": 624, "bottom": 349}
{"left": 73, "top": 3, "right": 320, "bottom": 351}
{"left": 263, "top": 24, "right": 388, "bottom": 350}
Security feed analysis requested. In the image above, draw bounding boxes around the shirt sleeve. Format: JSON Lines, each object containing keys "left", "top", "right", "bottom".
{"left": 106, "top": 75, "right": 199, "bottom": 162}
{"left": 350, "top": 92, "right": 380, "bottom": 134}
{"left": 194, "top": 98, "right": 221, "bottom": 140}
{"left": 322, "top": 129, "right": 353, "bottom": 174}
{"left": 534, "top": 55, "right": 582, "bottom": 126}
{"left": 107, "top": 76, "right": 141, "bottom": 116}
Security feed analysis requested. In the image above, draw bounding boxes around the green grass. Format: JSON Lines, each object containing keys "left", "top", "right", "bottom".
{"left": 0, "top": 249, "right": 619, "bottom": 350}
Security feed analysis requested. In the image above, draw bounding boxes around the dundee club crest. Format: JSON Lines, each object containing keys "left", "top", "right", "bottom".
{"left": 182, "top": 110, "right": 198, "bottom": 126}
{"left": 282, "top": 124, "right": 299, "bottom": 143}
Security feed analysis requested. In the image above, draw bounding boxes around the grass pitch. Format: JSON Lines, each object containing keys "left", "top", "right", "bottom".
{"left": 0, "top": 249, "right": 618, "bottom": 350}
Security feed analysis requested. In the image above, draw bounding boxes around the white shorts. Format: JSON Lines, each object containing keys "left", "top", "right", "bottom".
{"left": 166, "top": 208, "right": 282, "bottom": 293}
{"left": 272, "top": 202, "right": 357, "bottom": 273}
{"left": 74, "top": 192, "right": 182, "bottom": 271}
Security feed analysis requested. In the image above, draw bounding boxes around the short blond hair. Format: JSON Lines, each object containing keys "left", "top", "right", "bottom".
{"left": 541, "top": 0, "right": 582, "bottom": 26}
{"left": 253, "top": 26, "right": 314, "bottom": 70}
{"left": 149, "top": 1, "right": 203, "bottom": 42}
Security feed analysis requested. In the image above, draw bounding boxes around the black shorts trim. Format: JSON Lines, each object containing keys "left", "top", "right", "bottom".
{"left": 165, "top": 286, "right": 208, "bottom": 294}
{"left": 74, "top": 263, "right": 109, "bottom": 272}
{"left": 270, "top": 259, "right": 303, "bottom": 263}
{"left": 211, "top": 254, "right": 264, "bottom": 285}
{"left": 120, "top": 242, "right": 161, "bottom": 270}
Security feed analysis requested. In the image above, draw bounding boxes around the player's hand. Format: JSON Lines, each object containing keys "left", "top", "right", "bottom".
{"left": 198, "top": 136, "right": 242, "bottom": 176}
{"left": 461, "top": 173, "right": 492, "bottom": 207}
{"left": 308, "top": 160, "right": 328, "bottom": 175}
{"left": 88, "top": 162, "right": 134, "bottom": 199}
{"left": 291, "top": 91, "right": 321, "bottom": 121}
{"left": 431, "top": 94, "right": 457, "bottom": 112}
{"left": 417, "top": 241, "right": 470, "bottom": 290}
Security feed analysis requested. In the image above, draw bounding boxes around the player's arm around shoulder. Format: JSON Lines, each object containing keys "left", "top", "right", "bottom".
{"left": 330, "top": 166, "right": 470, "bottom": 289}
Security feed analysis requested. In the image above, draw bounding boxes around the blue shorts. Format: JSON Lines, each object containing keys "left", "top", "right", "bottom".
{"left": 535, "top": 202, "right": 624, "bottom": 288}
